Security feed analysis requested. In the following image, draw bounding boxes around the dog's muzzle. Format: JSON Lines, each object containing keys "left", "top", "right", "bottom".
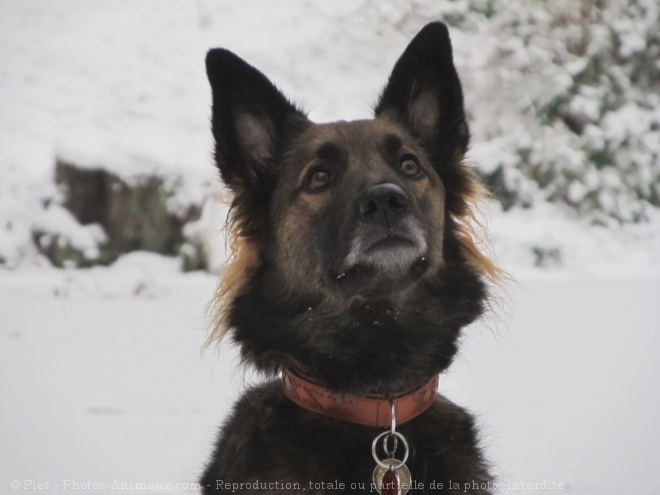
{"left": 344, "top": 183, "right": 427, "bottom": 274}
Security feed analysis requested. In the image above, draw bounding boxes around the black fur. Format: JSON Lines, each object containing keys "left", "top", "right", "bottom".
{"left": 202, "top": 22, "right": 495, "bottom": 494}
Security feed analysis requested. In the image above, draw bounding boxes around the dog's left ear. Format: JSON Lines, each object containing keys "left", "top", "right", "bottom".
{"left": 375, "top": 22, "right": 469, "bottom": 158}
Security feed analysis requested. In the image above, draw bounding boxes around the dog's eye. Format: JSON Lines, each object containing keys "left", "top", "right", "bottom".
{"left": 306, "top": 168, "right": 333, "bottom": 191}
{"left": 399, "top": 156, "right": 423, "bottom": 178}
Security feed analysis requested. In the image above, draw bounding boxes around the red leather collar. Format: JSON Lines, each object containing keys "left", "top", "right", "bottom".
{"left": 282, "top": 368, "right": 438, "bottom": 428}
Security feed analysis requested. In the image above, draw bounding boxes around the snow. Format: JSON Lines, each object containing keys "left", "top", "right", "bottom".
{"left": 2, "top": 263, "right": 659, "bottom": 495}
{"left": 1, "top": 0, "right": 659, "bottom": 494}
{"left": 34, "top": 206, "right": 107, "bottom": 261}
{"left": 446, "top": 275, "right": 660, "bottom": 495}
{"left": 0, "top": 260, "right": 231, "bottom": 491}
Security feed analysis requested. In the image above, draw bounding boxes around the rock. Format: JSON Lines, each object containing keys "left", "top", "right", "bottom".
{"left": 34, "top": 159, "right": 205, "bottom": 269}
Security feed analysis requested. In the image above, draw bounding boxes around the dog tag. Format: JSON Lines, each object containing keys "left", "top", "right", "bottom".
{"left": 372, "top": 460, "right": 411, "bottom": 495}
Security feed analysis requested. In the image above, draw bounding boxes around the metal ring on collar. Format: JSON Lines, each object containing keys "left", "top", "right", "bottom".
{"left": 371, "top": 431, "right": 409, "bottom": 470}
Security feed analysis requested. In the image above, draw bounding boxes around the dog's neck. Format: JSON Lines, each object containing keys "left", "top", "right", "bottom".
{"left": 282, "top": 368, "right": 438, "bottom": 427}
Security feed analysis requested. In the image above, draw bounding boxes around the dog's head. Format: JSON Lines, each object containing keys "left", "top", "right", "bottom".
{"left": 206, "top": 23, "right": 500, "bottom": 394}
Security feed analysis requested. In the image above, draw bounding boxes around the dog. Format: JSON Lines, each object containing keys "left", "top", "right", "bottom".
{"left": 202, "top": 22, "right": 501, "bottom": 495}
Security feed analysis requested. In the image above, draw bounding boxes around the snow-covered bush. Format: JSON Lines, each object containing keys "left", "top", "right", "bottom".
{"left": 358, "top": 0, "right": 660, "bottom": 223}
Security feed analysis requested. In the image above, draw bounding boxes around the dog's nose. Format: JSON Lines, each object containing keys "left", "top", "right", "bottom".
{"left": 359, "top": 183, "right": 409, "bottom": 227}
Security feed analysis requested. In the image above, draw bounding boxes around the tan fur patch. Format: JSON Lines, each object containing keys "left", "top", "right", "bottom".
{"left": 204, "top": 209, "right": 260, "bottom": 348}
{"left": 451, "top": 167, "right": 509, "bottom": 286}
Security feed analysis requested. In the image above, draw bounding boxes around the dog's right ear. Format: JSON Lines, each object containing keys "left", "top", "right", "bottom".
{"left": 205, "top": 49, "right": 308, "bottom": 193}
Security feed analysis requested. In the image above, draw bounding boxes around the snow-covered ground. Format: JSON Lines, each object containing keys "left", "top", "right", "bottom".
{"left": 1, "top": 1, "right": 659, "bottom": 494}
{"left": 2, "top": 260, "right": 659, "bottom": 495}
